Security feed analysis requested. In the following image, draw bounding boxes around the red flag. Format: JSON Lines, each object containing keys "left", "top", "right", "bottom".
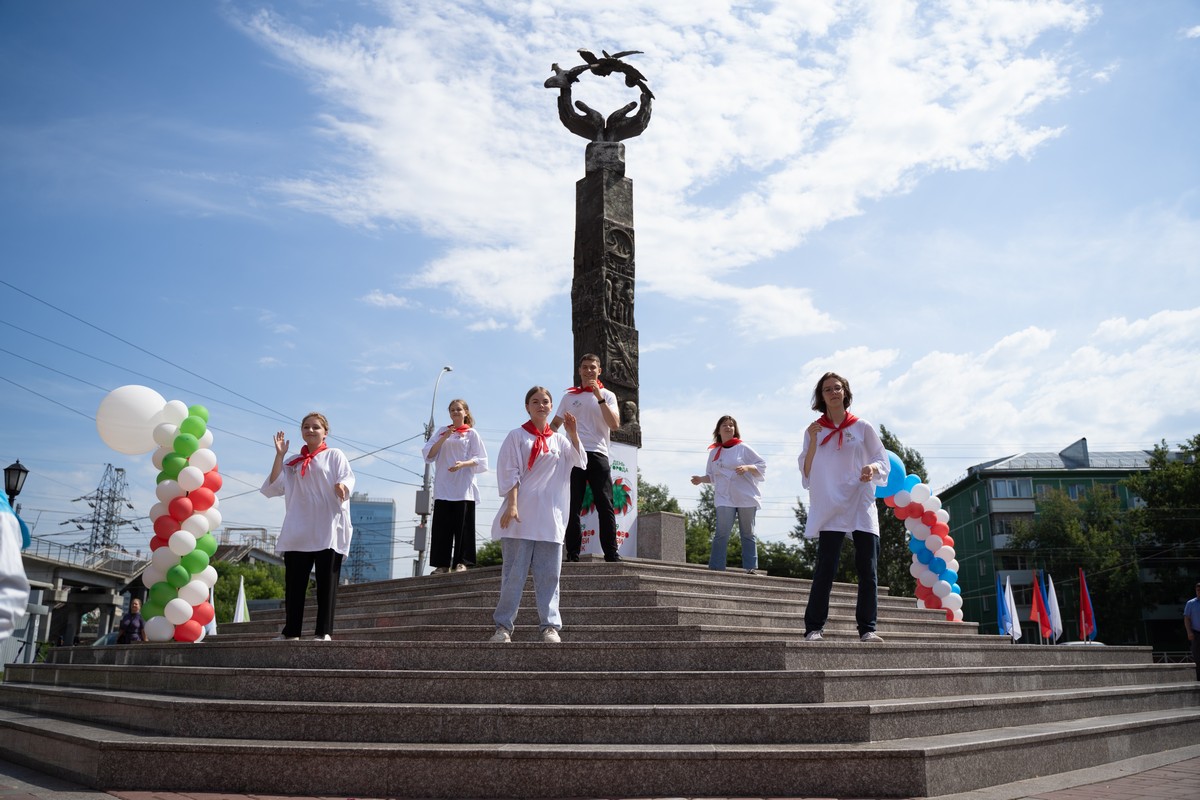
{"left": 1029, "top": 571, "right": 1052, "bottom": 639}
{"left": 1078, "top": 567, "right": 1097, "bottom": 641}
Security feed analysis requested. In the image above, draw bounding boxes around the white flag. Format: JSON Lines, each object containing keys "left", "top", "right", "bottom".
{"left": 1003, "top": 577, "right": 1023, "bottom": 642}
{"left": 204, "top": 584, "right": 218, "bottom": 637}
{"left": 233, "top": 575, "right": 250, "bottom": 623}
{"left": 1046, "top": 574, "right": 1063, "bottom": 643}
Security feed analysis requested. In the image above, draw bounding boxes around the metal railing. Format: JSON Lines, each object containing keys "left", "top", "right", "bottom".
{"left": 1152, "top": 651, "right": 1192, "bottom": 664}
{"left": 22, "top": 536, "right": 149, "bottom": 577}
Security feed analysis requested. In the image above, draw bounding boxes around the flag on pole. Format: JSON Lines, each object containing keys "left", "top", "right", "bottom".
{"left": 204, "top": 585, "right": 218, "bottom": 637}
{"left": 1003, "top": 576, "right": 1023, "bottom": 642}
{"left": 1078, "top": 567, "right": 1097, "bottom": 641}
{"left": 1046, "top": 573, "right": 1063, "bottom": 643}
{"left": 233, "top": 575, "right": 250, "bottom": 623}
{"left": 1030, "top": 571, "right": 1052, "bottom": 639}
{"left": 996, "top": 574, "right": 1009, "bottom": 637}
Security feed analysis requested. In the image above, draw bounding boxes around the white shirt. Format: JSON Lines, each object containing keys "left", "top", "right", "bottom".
{"left": 491, "top": 426, "right": 587, "bottom": 543}
{"left": 0, "top": 500, "right": 30, "bottom": 640}
{"left": 798, "top": 418, "right": 888, "bottom": 538}
{"left": 704, "top": 442, "right": 767, "bottom": 509}
{"left": 261, "top": 448, "right": 356, "bottom": 554}
{"left": 558, "top": 387, "right": 618, "bottom": 456}
{"left": 422, "top": 426, "right": 489, "bottom": 502}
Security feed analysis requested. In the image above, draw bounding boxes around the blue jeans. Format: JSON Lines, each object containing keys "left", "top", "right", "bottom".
{"left": 709, "top": 506, "right": 758, "bottom": 571}
{"left": 493, "top": 538, "right": 563, "bottom": 633}
{"left": 803, "top": 530, "right": 879, "bottom": 635}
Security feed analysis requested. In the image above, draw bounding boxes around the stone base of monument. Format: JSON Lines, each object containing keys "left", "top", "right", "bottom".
{"left": 1, "top": 559, "right": 1197, "bottom": 798}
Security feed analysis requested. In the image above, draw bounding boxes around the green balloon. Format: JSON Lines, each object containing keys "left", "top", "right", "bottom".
{"left": 149, "top": 581, "right": 177, "bottom": 606}
{"left": 141, "top": 601, "right": 164, "bottom": 621}
{"left": 156, "top": 470, "right": 170, "bottom": 485}
{"left": 162, "top": 453, "right": 187, "bottom": 479}
{"left": 180, "top": 548, "right": 210, "bottom": 574}
{"left": 179, "top": 415, "right": 207, "bottom": 438}
{"left": 188, "top": 404, "right": 210, "bottom": 423}
{"left": 166, "top": 564, "right": 191, "bottom": 588}
{"left": 173, "top": 433, "right": 200, "bottom": 457}
{"left": 195, "top": 532, "right": 218, "bottom": 558}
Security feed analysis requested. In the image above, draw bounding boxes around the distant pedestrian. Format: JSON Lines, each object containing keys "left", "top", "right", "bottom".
{"left": 690, "top": 415, "right": 766, "bottom": 574}
{"left": 422, "top": 399, "right": 488, "bottom": 574}
{"left": 261, "top": 412, "right": 355, "bottom": 641}
{"left": 489, "top": 387, "right": 586, "bottom": 643}
{"left": 798, "top": 372, "right": 889, "bottom": 643}
{"left": 1184, "top": 582, "right": 1200, "bottom": 681}
{"left": 116, "top": 597, "right": 147, "bottom": 643}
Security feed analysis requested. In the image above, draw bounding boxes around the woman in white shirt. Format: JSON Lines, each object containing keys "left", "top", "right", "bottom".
{"left": 690, "top": 415, "right": 766, "bottom": 573}
{"left": 261, "top": 412, "right": 354, "bottom": 641}
{"left": 798, "top": 373, "right": 888, "bottom": 642}
{"left": 488, "top": 387, "right": 585, "bottom": 643}
{"left": 422, "top": 399, "right": 489, "bottom": 574}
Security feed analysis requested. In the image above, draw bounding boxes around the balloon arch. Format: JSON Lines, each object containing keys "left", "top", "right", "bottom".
{"left": 96, "top": 385, "right": 223, "bottom": 642}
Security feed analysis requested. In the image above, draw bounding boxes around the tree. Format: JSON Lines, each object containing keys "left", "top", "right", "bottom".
{"left": 476, "top": 539, "right": 502, "bottom": 567}
{"left": 211, "top": 561, "right": 286, "bottom": 624}
{"left": 637, "top": 470, "right": 684, "bottom": 515}
{"left": 1007, "top": 487, "right": 1145, "bottom": 644}
{"left": 685, "top": 483, "right": 716, "bottom": 565}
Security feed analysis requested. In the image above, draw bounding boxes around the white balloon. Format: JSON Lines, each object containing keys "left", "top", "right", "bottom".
{"left": 181, "top": 513, "right": 210, "bottom": 537}
{"left": 168, "top": 530, "right": 197, "bottom": 557}
{"left": 178, "top": 579, "right": 209, "bottom": 606}
{"left": 145, "top": 615, "right": 176, "bottom": 642}
{"left": 934, "top": 545, "right": 956, "bottom": 563}
{"left": 151, "top": 546, "right": 181, "bottom": 570}
{"left": 952, "top": 609, "right": 964, "bottom": 622}
{"left": 948, "top": 558, "right": 960, "bottom": 573}
{"left": 197, "top": 565, "right": 219, "bottom": 588}
{"left": 194, "top": 626, "right": 207, "bottom": 643}
{"left": 188, "top": 448, "right": 217, "bottom": 473}
{"left": 925, "top": 535, "right": 944, "bottom": 554}
{"left": 155, "top": 480, "right": 184, "bottom": 503}
{"left": 943, "top": 593, "right": 963, "bottom": 611}
{"left": 910, "top": 522, "right": 930, "bottom": 540}
{"left": 910, "top": 483, "right": 932, "bottom": 504}
{"left": 142, "top": 564, "right": 166, "bottom": 588}
{"left": 177, "top": 466, "right": 205, "bottom": 492}
{"left": 909, "top": 560, "right": 922, "bottom": 578}
{"left": 925, "top": 495, "right": 943, "bottom": 511}
{"left": 935, "top": 509, "right": 950, "bottom": 525}
{"left": 151, "top": 445, "right": 172, "bottom": 470}
{"left": 933, "top": 580, "right": 952, "bottom": 598}
{"left": 903, "top": 517, "right": 921, "bottom": 532}
{"left": 152, "top": 424, "right": 179, "bottom": 449}
{"left": 96, "top": 385, "right": 167, "bottom": 455}
{"left": 160, "top": 400, "right": 190, "bottom": 425}
{"left": 198, "top": 429, "right": 214, "bottom": 448}
{"left": 203, "top": 507, "right": 223, "bottom": 530}
{"left": 893, "top": 490, "right": 912, "bottom": 507}
{"left": 164, "top": 597, "right": 194, "bottom": 625}
{"left": 149, "top": 501, "right": 168, "bottom": 522}
{"left": 919, "top": 570, "right": 938, "bottom": 588}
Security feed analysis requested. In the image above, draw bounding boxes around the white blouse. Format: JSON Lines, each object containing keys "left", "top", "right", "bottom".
{"left": 798, "top": 418, "right": 888, "bottom": 538}
{"left": 490, "top": 426, "right": 586, "bottom": 543}
{"left": 422, "top": 426, "right": 489, "bottom": 503}
{"left": 261, "top": 448, "right": 356, "bottom": 555}
{"left": 704, "top": 441, "right": 767, "bottom": 509}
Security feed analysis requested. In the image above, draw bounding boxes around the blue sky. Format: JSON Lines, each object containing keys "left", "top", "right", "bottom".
{"left": 2, "top": 1, "right": 1198, "bottom": 576}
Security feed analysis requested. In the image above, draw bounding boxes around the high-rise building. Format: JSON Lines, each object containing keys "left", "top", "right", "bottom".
{"left": 347, "top": 492, "right": 396, "bottom": 583}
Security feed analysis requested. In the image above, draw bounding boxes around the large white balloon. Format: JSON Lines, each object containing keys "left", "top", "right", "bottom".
{"left": 943, "top": 593, "right": 964, "bottom": 611}
{"left": 160, "top": 400, "right": 190, "bottom": 425}
{"left": 164, "top": 598, "right": 194, "bottom": 625}
{"left": 168, "top": 530, "right": 197, "bottom": 557}
{"left": 198, "top": 429, "right": 214, "bottom": 448}
{"left": 948, "top": 558, "right": 961, "bottom": 573}
{"left": 148, "top": 501, "right": 168, "bottom": 522}
{"left": 145, "top": 615, "right": 175, "bottom": 642}
{"left": 203, "top": 507, "right": 222, "bottom": 530}
{"left": 918, "top": 570, "right": 938, "bottom": 588}
{"left": 910, "top": 483, "right": 932, "bottom": 504}
{"left": 142, "top": 564, "right": 166, "bottom": 588}
{"left": 178, "top": 579, "right": 209, "bottom": 606}
{"left": 197, "top": 565, "right": 219, "bottom": 588}
{"left": 925, "top": 534, "right": 944, "bottom": 554}
{"left": 155, "top": 480, "right": 184, "bottom": 503}
{"left": 177, "top": 466, "right": 205, "bottom": 492}
{"left": 934, "top": 545, "right": 956, "bottom": 563}
{"left": 952, "top": 609, "right": 964, "bottom": 622}
{"left": 181, "top": 513, "right": 210, "bottom": 537}
{"left": 188, "top": 448, "right": 217, "bottom": 473}
{"left": 925, "top": 495, "right": 943, "bottom": 511}
{"left": 935, "top": 509, "right": 950, "bottom": 525}
{"left": 933, "top": 580, "right": 952, "bottom": 598}
{"left": 151, "top": 546, "right": 181, "bottom": 570}
{"left": 152, "top": 423, "right": 179, "bottom": 449}
{"left": 96, "top": 385, "right": 166, "bottom": 455}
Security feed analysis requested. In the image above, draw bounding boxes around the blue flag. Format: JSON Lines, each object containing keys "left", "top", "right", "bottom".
{"left": 996, "top": 573, "right": 1009, "bottom": 636}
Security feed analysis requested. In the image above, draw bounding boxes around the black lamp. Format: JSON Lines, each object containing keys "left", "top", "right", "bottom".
{"left": 5, "top": 460, "right": 28, "bottom": 507}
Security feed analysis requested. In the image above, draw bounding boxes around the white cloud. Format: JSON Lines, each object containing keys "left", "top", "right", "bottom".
{"left": 238, "top": 1, "right": 1097, "bottom": 336}
{"left": 361, "top": 289, "right": 413, "bottom": 308}
{"left": 1183, "top": 25, "right": 1200, "bottom": 39}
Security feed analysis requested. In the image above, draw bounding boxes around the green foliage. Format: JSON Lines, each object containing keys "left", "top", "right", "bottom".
{"left": 211, "top": 561, "right": 286, "bottom": 624}
{"left": 685, "top": 483, "right": 716, "bottom": 565}
{"left": 1008, "top": 487, "right": 1145, "bottom": 644}
{"left": 476, "top": 539, "right": 502, "bottom": 567}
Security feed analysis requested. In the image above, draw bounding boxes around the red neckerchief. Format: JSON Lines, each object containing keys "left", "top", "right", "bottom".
{"left": 565, "top": 380, "right": 604, "bottom": 395}
{"left": 818, "top": 413, "right": 859, "bottom": 449}
{"left": 521, "top": 421, "right": 553, "bottom": 470}
{"left": 287, "top": 442, "right": 328, "bottom": 476}
{"left": 708, "top": 438, "right": 742, "bottom": 461}
{"left": 451, "top": 425, "right": 471, "bottom": 436}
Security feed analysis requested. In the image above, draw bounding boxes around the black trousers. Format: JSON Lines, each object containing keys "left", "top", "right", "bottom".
{"left": 430, "top": 499, "right": 476, "bottom": 568}
{"left": 282, "top": 548, "right": 343, "bottom": 638}
{"left": 564, "top": 451, "right": 618, "bottom": 559}
{"left": 803, "top": 530, "right": 879, "bottom": 635}
{"left": 1191, "top": 635, "right": 1200, "bottom": 681}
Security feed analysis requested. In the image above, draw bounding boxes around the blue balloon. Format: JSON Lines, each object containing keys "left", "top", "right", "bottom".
{"left": 904, "top": 473, "right": 920, "bottom": 491}
{"left": 874, "top": 450, "right": 907, "bottom": 498}
{"left": 930, "top": 557, "right": 947, "bottom": 574}
{"left": 908, "top": 536, "right": 923, "bottom": 554}
{"left": 917, "top": 548, "right": 933, "bottom": 565}
{"left": 952, "top": 583, "right": 961, "bottom": 595}
{"left": 941, "top": 569, "right": 958, "bottom": 585}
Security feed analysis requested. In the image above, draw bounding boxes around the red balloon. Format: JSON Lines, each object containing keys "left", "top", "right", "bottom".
{"left": 921, "top": 510, "right": 938, "bottom": 526}
{"left": 942, "top": 535, "right": 955, "bottom": 548}
{"left": 149, "top": 536, "right": 168, "bottom": 552}
{"left": 944, "top": 609, "right": 956, "bottom": 622}
{"left": 202, "top": 469, "right": 223, "bottom": 493}
{"left": 931, "top": 522, "right": 950, "bottom": 537}
{"left": 189, "top": 487, "right": 216, "bottom": 512}
{"left": 925, "top": 595, "right": 943, "bottom": 610}
{"left": 168, "top": 496, "right": 194, "bottom": 522}
{"left": 915, "top": 583, "right": 932, "bottom": 599}
{"left": 173, "top": 620, "right": 203, "bottom": 642}
{"left": 883, "top": 495, "right": 897, "bottom": 508}
{"left": 892, "top": 505, "right": 910, "bottom": 520}
{"left": 190, "top": 601, "right": 215, "bottom": 627}
{"left": 908, "top": 502, "right": 925, "bottom": 518}
{"left": 153, "top": 514, "right": 181, "bottom": 538}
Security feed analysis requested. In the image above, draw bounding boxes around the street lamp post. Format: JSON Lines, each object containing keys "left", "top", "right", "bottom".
{"left": 414, "top": 366, "right": 452, "bottom": 576}
{"left": 4, "top": 459, "right": 28, "bottom": 512}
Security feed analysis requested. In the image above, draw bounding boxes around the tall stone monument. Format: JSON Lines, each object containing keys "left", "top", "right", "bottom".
{"left": 545, "top": 49, "right": 653, "bottom": 448}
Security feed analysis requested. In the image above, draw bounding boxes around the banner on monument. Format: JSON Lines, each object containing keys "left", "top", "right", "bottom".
{"left": 576, "top": 441, "right": 638, "bottom": 557}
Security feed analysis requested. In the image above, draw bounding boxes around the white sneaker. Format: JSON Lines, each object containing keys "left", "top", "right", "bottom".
{"left": 860, "top": 631, "right": 884, "bottom": 643}
{"left": 313, "top": 634, "right": 331, "bottom": 641}
{"left": 541, "top": 628, "right": 562, "bottom": 643}
{"left": 488, "top": 628, "right": 512, "bottom": 643}
{"left": 453, "top": 564, "right": 467, "bottom": 572}
{"left": 804, "top": 630, "right": 823, "bottom": 641}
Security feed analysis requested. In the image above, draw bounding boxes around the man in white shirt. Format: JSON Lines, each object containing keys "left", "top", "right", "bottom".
{"left": 0, "top": 496, "right": 30, "bottom": 642}
{"left": 552, "top": 354, "right": 622, "bottom": 562}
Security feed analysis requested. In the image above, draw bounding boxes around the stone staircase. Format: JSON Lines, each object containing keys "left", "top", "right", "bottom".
{"left": 0, "top": 558, "right": 1196, "bottom": 798}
